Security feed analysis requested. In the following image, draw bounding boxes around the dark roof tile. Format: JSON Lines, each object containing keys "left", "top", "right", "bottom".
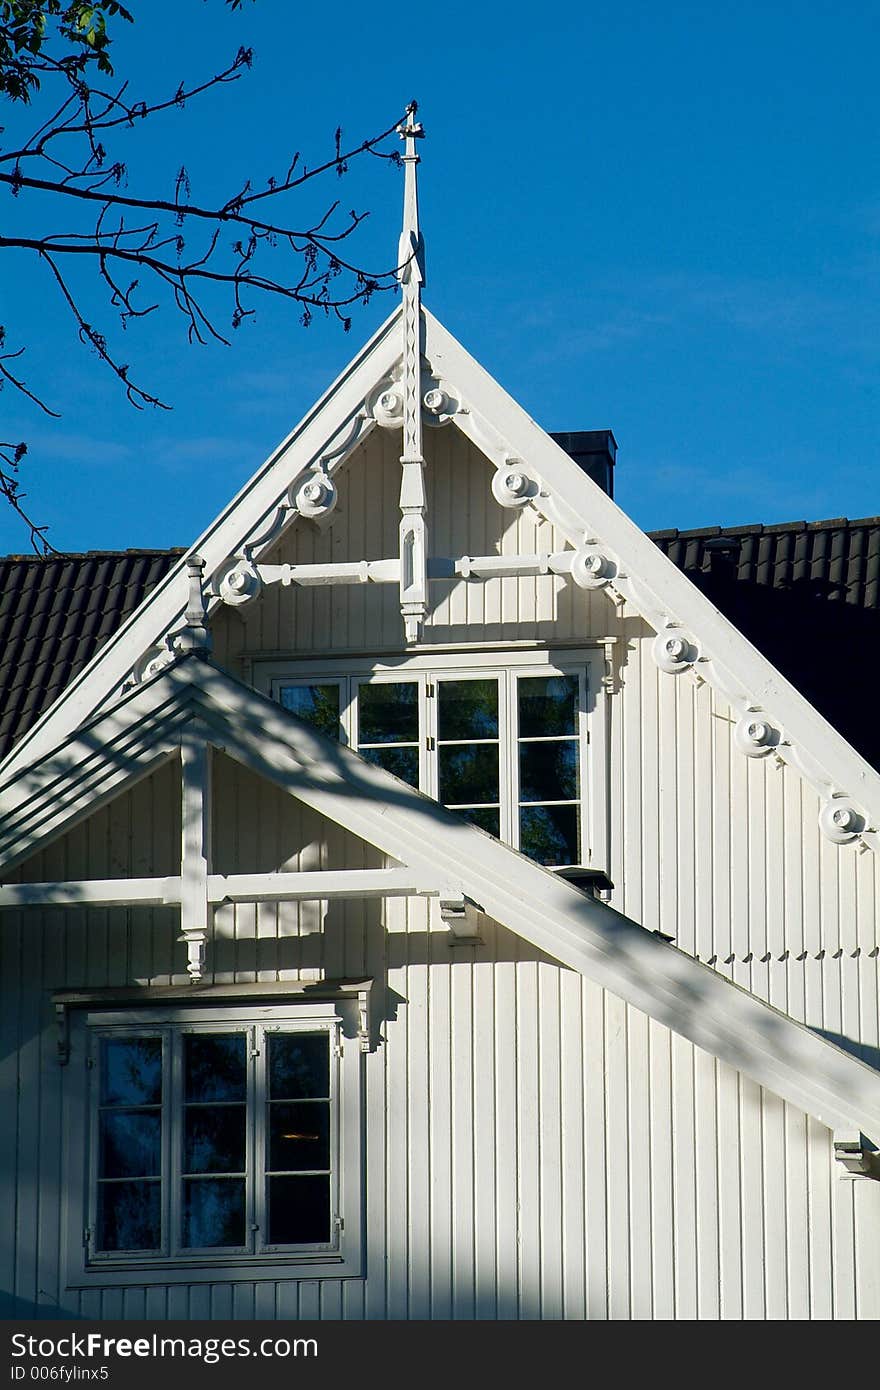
{"left": 650, "top": 515, "right": 880, "bottom": 769}
{"left": 0, "top": 548, "right": 183, "bottom": 760}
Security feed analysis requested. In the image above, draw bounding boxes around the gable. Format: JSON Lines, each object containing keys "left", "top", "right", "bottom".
{"left": 2, "top": 305, "right": 877, "bottom": 872}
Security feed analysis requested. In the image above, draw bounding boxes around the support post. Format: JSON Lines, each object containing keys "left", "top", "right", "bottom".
{"left": 179, "top": 735, "right": 211, "bottom": 981}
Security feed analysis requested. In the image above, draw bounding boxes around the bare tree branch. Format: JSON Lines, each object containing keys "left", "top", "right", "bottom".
{"left": 0, "top": 440, "right": 56, "bottom": 553}
{"left": 0, "top": 0, "right": 410, "bottom": 551}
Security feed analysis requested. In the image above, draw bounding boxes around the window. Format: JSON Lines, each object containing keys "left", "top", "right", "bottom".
{"left": 267, "top": 649, "right": 608, "bottom": 870}
{"left": 63, "top": 996, "right": 364, "bottom": 1287}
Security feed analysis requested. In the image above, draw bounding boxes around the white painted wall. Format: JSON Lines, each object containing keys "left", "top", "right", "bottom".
{"left": 214, "top": 426, "right": 880, "bottom": 1013}
{"left": 3, "top": 424, "right": 878, "bottom": 1319}
{"left": 3, "top": 867, "right": 878, "bottom": 1319}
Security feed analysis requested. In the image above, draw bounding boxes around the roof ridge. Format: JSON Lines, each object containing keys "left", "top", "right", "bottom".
{"left": 649, "top": 515, "right": 880, "bottom": 541}
{"left": 1, "top": 547, "right": 186, "bottom": 562}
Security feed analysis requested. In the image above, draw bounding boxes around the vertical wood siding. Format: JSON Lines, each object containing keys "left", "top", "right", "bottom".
{"left": 3, "top": 892, "right": 878, "bottom": 1320}
{"left": 4, "top": 426, "right": 878, "bottom": 1319}
{"left": 211, "top": 425, "right": 880, "bottom": 977}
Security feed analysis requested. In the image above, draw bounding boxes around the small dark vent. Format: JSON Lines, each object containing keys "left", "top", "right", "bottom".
{"left": 550, "top": 430, "right": 617, "bottom": 498}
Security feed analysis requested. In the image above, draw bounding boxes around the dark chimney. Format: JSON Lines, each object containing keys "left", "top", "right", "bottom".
{"left": 550, "top": 430, "right": 617, "bottom": 499}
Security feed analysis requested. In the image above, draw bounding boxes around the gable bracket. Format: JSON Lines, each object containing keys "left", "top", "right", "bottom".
{"left": 833, "top": 1131, "right": 880, "bottom": 1180}
{"left": 437, "top": 891, "right": 483, "bottom": 942}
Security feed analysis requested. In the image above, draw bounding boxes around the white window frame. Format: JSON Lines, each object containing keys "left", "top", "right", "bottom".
{"left": 260, "top": 648, "right": 608, "bottom": 871}
{"left": 63, "top": 997, "right": 364, "bottom": 1288}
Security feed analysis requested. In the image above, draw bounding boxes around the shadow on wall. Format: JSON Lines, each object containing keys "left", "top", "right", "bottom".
{"left": 0, "top": 1294, "right": 85, "bottom": 1320}
{"left": 815, "top": 1030, "right": 880, "bottom": 1074}
{"left": 0, "top": 1279, "right": 605, "bottom": 1322}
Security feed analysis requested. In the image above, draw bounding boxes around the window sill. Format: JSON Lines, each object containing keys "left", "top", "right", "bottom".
{"left": 66, "top": 1250, "right": 362, "bottom": 1288}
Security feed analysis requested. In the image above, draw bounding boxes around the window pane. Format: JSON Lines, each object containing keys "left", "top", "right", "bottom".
{"left": 518, "top": 675, "right": 578, "bottom": 738}
{"left": 269, "top": 1033, "right": 329, "bottom": 1100}
{"left": 358, "top": 681, "right": 419, "bottom": 743}
{"left": 280, "top": 684, "right": 340, "bottom": 739}
{"left": 455, "top": 806, "right": 500, "bottom": 836}
{"left": 98, "top": 1180, "right": 161, "bottom": 1252}
{"left": 519, "top": 740, "right": 579, "bottom": 803}
{"left": 437, "top": 679, "right": 499, "bottom": 740}
{"left": 100, "top": 1111, "right": 161, "bottom": 1179}
{"left": 182, "top": 1179, "right": 246, "bottom": 1248}
{"left": 184, "top": 1034, "right": 246, "bottom": 1103}
{"left": 520, "top": 804, "right": 580, "bottom": 866}
{"left": 360, "top": 745, "right": 419, "bottom": 787}
{"left": 439, "top": 745, "right": 499, "bottom": 806}
{"left": 184, "top": 1106, "right": 246, "bottom": 1175}
{"left": 269, "top": 1101, "right": 330, "bottom": 1172}
{"left": 268, "top": 1175, "right": 331, "bottom": 1245}
{"left": 101, "top": 1037, "right": 162, "bottom": 1106}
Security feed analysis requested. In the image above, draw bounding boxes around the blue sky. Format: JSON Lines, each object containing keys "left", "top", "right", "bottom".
{"left": 1, "top": 1, "right": 877, "bottom": 552}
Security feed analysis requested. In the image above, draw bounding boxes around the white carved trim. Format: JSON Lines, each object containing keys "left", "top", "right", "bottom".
{"left": 292, "top": 465, "right": 338, "bottom": 522}
{"left": 175, "top": 556, "right": 211, "bottom": 654}
{"left": 217, "top": 558, "right": 262, "bottom": 607}
{"left": 424, "top": 309, "right": 880, "bottom": 854}
{"left": 491, "top": 463, "right": 538, "bottom": 509}
{"left": 396, "top": 108, "right": 427, "bottom": 644}
{"left": 734, "top": 713, "right": 782, "bottom": 758}
{"left": 652, "top": 627, "right": 699, "bottom": 674}
{"left": 370, "top": 379, "right": 405, "bottom": 429}
{"left": 819, "top": 798, "right": 865, "bottom": 844}
{"left": 570, "top": 549, "right": 614, "bottom": 590}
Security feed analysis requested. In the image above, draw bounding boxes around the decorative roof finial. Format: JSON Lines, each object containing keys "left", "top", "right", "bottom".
{"left": 397, "top": 101, "right": 425, "bottom": 287}
{"left": 396, "top": 101, "right": 427, "bottom": 643}
{"left": 177, "top": 554, "right": 211, "bottom": 654}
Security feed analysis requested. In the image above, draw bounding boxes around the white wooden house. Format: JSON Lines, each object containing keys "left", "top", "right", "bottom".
{"left": 1, "top": 111, "right": 879, "bottom": 1321}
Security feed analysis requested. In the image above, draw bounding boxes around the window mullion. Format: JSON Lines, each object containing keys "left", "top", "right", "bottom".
{"left": 579, "top": 668, "right": 589, "bottom": 864}
{"left": 166, "top": 1027, "right": 180, "bottom": 1258}
{"left": 331, "top": 1021, "right": 342, "bottom": 1249}
{"left": 508, "top": 672, "right": 520, "bottom": 849}
{"left": 421, "top": 673, "right": 434, "bottom": 796}
{"left": 341, "top": 676, "right": 354, "bottom": 748}
{"left": 253, "top": 1025, "right": 267, "bottom": 1254}
{"left": 86, "top": 1034, "right": 100, "bottom": 1259}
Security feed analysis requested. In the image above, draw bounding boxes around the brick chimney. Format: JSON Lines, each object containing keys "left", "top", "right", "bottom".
{"left": 550, "top": 430, "right": 617, "bottom": 499}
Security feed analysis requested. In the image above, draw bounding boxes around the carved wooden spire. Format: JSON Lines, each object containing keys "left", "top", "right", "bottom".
{"left": 397, "top": 102, "right": 427, "bottom": 643}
